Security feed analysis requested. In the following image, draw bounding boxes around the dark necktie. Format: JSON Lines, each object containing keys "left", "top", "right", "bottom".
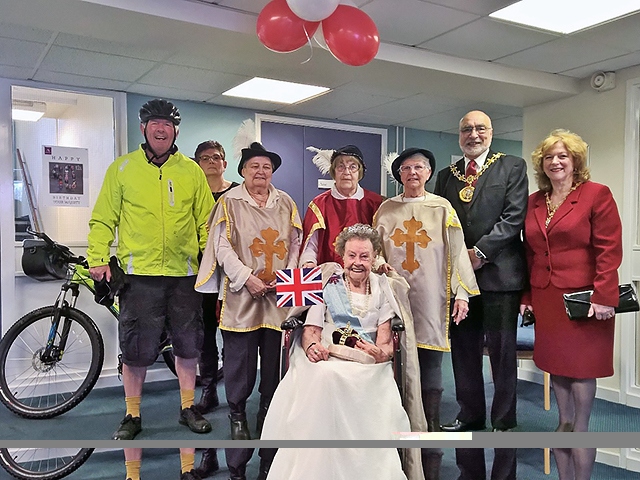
{"left": 465, "top": 159, "right": 478, "bottom": 186}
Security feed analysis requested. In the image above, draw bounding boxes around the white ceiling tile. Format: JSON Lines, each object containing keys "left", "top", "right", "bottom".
{"left": 490, "top": 115, "right": 523, "bottom": 134}
{"left": 54, "top": 33, "right": 170, "bottom": 62}
{"left": 0, "top": 37, "right": 47, "bottom": 68}
{"left": 495, "top": 36, "right": 633, "bottom": 74}
{"left": 206, "top": 94, "right": 282, "bottom": 112}
{"left": 39, "top": 46, "right": 157, "bottom": 81}
{"left": 571, "top": 11, "right": 640, "bottom": 52}
{"left": 421, "top": 18, "right": 558, "bottom": 61}
{"left": 419, "top": 0, "right": 518, "bottom": 16}
{"left": 363, "top": 0, "right": 479, "bottom": 46}
{"left": 0, "top": 21, "right": 54, "bottom": 43}
{"left": 208, "top": 0, "right": 268, "bottom": 14}
{"left": 560, "top": 52, "right": 640, "bottom": 79}
{"left": 0, "top": 65, "right": 33, "bottom": 79}
{"left": 277, "top": 88, "right": 396, "bottom": 119}
{"left": 127, "top": 83, "right": 214, "bottom": 102}
{"left": 357, "top": 94, "right": 465, "bottom": 125}
{"left": 31, "top": 70, "right": 131, "bottom": 90}
{"left": 136, "top": 64, "right": 248, "bottom": 94}
{"left": 398, "top": 107, "right": 471, "bottom": 132}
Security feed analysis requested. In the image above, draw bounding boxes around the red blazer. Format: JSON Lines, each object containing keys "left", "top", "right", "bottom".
{"left": 523, "top": 181, "right": 622, "bottom": 306}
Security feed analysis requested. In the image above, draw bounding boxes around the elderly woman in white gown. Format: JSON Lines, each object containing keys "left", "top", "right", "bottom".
{"left": 261, "top": 224, "right": 426, "bottom": 480}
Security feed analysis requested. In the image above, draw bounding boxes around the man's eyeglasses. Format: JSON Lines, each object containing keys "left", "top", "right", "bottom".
{"left": 460, "top": 125, "right": 491, "bottom": 135}
{"left": 398, "top": 164, "right": 429, "bottom": 174}
{"left": 336, "top": 164, "right": 360, "bottom": 173}
{"left": 199, "top": 154, "right": 224, "bottom": 162}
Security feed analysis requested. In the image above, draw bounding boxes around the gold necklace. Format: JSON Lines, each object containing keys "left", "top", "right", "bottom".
{"left": 545, "top": 182, "right": 581, "bottom": 227}
{"left": 450, "top": 152, "right": 505, "bottom": 203}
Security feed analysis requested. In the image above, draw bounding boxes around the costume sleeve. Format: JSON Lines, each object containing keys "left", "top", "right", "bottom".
{"left": 287, "top": 202, "right": 303, "bottom": 269}
{"left": 376, "top": 295, "right": 396, "bottom": 326}
{"left": 447, "top": 208, "right": 480, "bottom": 300}
{"left": 590, "top": 186, "right": 622, "bottom": 306}
{"left": 215, "top": 220, "right": 252, "bottom": 292}
{"left": 475, "top": 158, "right": 528, "bottom": 261}
{"left": 304, "top": 304, "right": 325, "bottom": 328}
{"left": 87, "top": 163, "right": 121, "bottom": 267}
{"left": 299, "top": 230, "right": 319, "bottom": 266}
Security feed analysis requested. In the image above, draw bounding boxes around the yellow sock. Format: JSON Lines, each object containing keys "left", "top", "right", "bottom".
{"left": 125, "top": 460, "right": 141, "bottom": 480}
{"left": 125, "top": 396, "right": 141, "bottom": 418}
{"left": 180, "top": 452, "right": 195, "bottom": 473}
{"left": 180, "top": 389, "right": 195, "bottom": 410}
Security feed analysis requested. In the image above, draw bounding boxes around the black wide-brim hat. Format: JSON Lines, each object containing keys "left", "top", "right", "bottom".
{"left": 391, "top": 147, "right": 436, "bottom": 184}
{"left": 238, "top": 142, "right": 282, "bottom": 176}
{"left": 331, "top": 144, "right": 366, "bottom": 172}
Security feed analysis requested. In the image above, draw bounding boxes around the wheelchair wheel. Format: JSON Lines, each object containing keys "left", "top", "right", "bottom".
{"left": 0, "top": 448, "right": 94, "bottom": 480}
{"left": 0, "top": 306, "right": 104, "bottom": 418}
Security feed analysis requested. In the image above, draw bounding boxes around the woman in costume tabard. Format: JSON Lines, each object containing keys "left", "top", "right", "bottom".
{"left": 300, "top": 144, "right": 383, "bottom": 267}
{"left": 520, "top": 130, "right": 622, "bottom": 480}
{"left": 374, "top": 148, "right": 479, "bottom": 479}
{"left": 195, "top": 140, "right": 301, "bottom": 479}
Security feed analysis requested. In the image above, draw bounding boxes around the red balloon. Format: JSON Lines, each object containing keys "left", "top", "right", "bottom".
{"left": 256, "top": 0, "right": 320, "bottom": 53}
{"left": 322, "top": 5, "right": 379, "bottom": 66}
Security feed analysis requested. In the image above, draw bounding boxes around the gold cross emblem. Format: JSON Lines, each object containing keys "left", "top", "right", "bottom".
{"left": 390, "top": 217, "right": 431, "bottom": 273}
{"left": 249, "top": 227, "right": 287, "bottom": 282}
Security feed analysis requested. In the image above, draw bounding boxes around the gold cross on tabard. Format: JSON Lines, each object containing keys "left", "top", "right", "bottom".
{"left": 390, "top": 217, "right": 431, "bottom": 273}
{"left": 249, "top": 227, "right": 287, "bottom": 282}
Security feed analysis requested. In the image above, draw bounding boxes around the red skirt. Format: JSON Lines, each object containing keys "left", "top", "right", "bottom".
{"left": 531, "top": 284, "right": 614, "bottom": 379}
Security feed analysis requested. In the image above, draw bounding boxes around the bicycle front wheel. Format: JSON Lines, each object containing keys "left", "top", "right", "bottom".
{"left": 0, "top": 306, "right": 104, "bottom": 418}
{"left": 0, "top": 448, "right": 94, "bottom": 480}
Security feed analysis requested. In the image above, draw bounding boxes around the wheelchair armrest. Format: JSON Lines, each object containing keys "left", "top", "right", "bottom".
{"left": 391, "top": 316, "right": 405, "bottom": 332}
{"left": 281, "top": 309, "right": 308, "bottom": 330}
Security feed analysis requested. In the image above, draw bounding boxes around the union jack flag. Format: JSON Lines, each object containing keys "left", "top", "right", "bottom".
{"left": 275, "top": 267, "right": 324, "bottom": 308}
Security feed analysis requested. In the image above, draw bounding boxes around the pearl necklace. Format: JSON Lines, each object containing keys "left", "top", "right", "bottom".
{"left": 345, "top": 276, "right": 371, "bottom": 316}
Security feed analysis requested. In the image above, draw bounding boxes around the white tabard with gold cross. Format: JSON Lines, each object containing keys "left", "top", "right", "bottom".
{"left": 374, "top": 193, "right": 479, "bottom": 351}
{"left": 195, "top": 185, "right": 302, "bottom": 332}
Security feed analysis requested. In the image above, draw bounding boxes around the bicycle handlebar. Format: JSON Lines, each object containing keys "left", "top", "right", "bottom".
{"left": 25, "top": 228, "right": 88, "bottom": 267}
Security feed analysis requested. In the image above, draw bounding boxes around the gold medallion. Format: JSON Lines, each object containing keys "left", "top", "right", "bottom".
{"left": 459, "top": 185, "right": 475, "bottom": 203}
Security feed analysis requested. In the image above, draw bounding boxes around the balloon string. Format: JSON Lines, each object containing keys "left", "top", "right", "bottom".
{"left": 301, "top": 25, "right": 313, "bottom": 64}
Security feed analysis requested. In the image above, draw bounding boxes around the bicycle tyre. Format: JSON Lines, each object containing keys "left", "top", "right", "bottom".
{"left": 0, "top": 306, "right": 104, "bottom": 419}
{"left": 0, "top": 448, "right": 94, "bottom": 480}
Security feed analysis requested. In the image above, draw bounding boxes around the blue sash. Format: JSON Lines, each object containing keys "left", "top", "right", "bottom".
{"left": 323, "top": 274, "right": 373, "bottom": 344}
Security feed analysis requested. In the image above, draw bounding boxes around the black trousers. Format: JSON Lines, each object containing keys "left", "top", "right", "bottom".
{"left": 450, "top": 291, "right": 519, "bottom": 430}
{"left": 200, "top": 293, "right": 219, "bottom": 385}
{"left": 225, "top": 448, "right": 277, "bottom": 477}
{"left": 456, "top": 449, "right": 516, "bottom": 480}
{"left": 221, "top": 328, "right": 281, "bottom": 414}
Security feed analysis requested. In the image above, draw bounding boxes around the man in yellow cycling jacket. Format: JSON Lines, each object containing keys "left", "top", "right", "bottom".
{"left": 87, "top": 99, "right": 214, "bottom": 480}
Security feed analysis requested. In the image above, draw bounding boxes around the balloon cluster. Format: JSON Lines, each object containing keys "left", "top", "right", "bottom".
{"left": 256, "top": 0, "right": 380, "bottom": 67}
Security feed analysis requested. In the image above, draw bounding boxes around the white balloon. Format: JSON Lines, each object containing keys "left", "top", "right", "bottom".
{"left": 312, "top": 26, "right": 329, "bottom": 51}
{"left": 286, "top": 0, "right": 340, "bottom": 22}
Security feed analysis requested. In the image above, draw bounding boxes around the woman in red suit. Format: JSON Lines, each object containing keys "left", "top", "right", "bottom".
{"left": 520, "top": 129, "right": 622, "bottom": 480}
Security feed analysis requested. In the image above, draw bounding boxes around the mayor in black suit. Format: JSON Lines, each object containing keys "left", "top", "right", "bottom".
{"left": 435, "top": 111, "right": 527, "bottom": 478}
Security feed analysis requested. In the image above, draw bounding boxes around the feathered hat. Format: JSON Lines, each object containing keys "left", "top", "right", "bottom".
{"left": 307, "top": 144, "right": 366, "bottom": 179}
{"left": 232, "top": 119, "right": 281, "bottom": 176}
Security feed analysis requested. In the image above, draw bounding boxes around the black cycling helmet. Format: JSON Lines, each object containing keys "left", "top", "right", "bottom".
{"left": 139, "top": 99, "right": 181, "bottom": 126}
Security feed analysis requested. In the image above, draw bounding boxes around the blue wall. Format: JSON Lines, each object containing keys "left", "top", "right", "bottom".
{"left": 126, "top": 93, "right": 522, "bottom": 194}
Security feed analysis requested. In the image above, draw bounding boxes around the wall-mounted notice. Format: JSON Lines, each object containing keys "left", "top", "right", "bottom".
{"left": 42, "top": 145, "right": 89, "bottom": 207}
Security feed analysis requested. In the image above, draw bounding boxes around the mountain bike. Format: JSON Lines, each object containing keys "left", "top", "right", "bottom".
{"left": 0, "top": 230, "right": 178, "bottom": 419}
{"left": 0, "top": 448, "right": 94, "bottom": 480}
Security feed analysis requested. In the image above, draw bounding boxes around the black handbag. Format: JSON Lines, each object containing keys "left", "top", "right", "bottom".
{"left": 562, "top": 284, "right": 640, "bottom": 320}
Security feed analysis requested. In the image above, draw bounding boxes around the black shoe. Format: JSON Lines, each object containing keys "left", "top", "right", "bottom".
{"left": 440, "top": 419, "right": 485, "bottom": 432}
{"left": 492, "top": 427, "right": 514, "bottom": 432}
{"left": 195, "top": 385, "right": 220, "bottom": 414}
{"left": 112, "top": 414, "right": 142, "bottom": 440}
{"left": 256, "top": 397, "right": 270, "bottom": 437}
{"left": 195, "top": 449, "right": 220, "bottom": 478}
{"left": 229, "top": 413, "right": 251, "bottom": 440}
{"left": 179, "top": 405, "right": 212, "bottom": 434}
{"left": 229, "top": 476, "right": 246, "bottom": 480}
{"left": 181, "top": 469, "right": 202, "bottom": 480}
